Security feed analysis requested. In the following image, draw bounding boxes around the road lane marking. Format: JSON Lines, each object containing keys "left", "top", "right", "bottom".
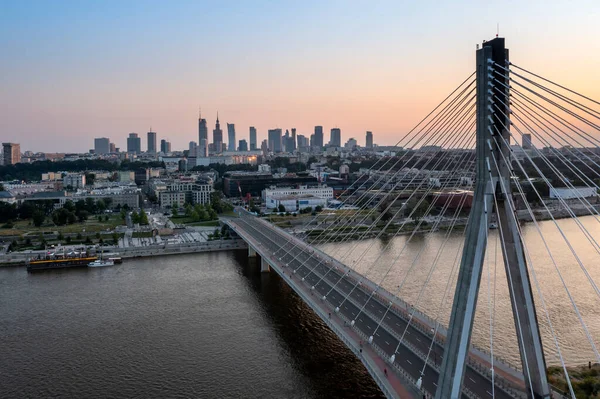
{"left": 406, "top": 359, "right": 412, "bottom": 365}
{"left": 469, "top": 377, "right": 476, "bottom": 384}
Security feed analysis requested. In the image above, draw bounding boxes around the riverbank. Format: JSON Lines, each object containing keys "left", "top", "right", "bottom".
{"left": 549, "top": 363, "right": 600, "bottom": 398}
{"left": 0, "top": 238, "right": 248, "bottom": 267}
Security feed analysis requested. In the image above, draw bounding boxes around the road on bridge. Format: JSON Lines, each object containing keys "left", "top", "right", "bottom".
{"left": 228, "top": 214, "right": 520, "bottom": 399}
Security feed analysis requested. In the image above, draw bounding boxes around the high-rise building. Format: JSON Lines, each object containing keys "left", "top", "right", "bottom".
{"left": 227, "top": 123, "right": 236, "bottom": 151}
{"left": 330, "top": 128, "right": 341, "bottom": 147}
{"left": 213, "top": 113, "right": 223, "bottom": 154}
{"left": 522, "top": 133, "right": 532, "bottom": 150}
{"left": 147, "top": 130, "right": 157, "bottom": 153}
{"left": 2, "top": 143, "right": 21, "bottom": 165}
{"left": 189, "top": 141, "right": 198, "bottom": 157}
{"left": 261, "top": 139, "right": 269, "bottom": 158}
{"left": 238, "top": 139, "right": 248, "bottom": 152}
{"left": 160, "top": 139, "right": 171, "bottom": 153}
{"left": 94, "top": 137, "right": 110, "bottom": 154}
{"left": 249, "top": 127, "right": 257, "bottom": 150}
{"left": 366, "top": 131, "right": 373, "bottom": 148}
{"left": 345, "top": 138, "right": 357, "bottom": 150}
{"left": 297, "top": 135, "right": 309, "bottom": 149}
{"left": 127, "top": 133, "right": 141, "bottom": 154}
{"left": 198, "top": 108, "right": 208, "bottom": 157}
{"left": 313, "top": 126, "right": 324, "bottom": 149}
{"left": 268, "top": 128, "right": 283, "bottom": 153}
{"left": 109, "top": 142, "right": 116, "bottom": 153}
{"left": 291, "top": 128, "right": 297, "bottom": 151}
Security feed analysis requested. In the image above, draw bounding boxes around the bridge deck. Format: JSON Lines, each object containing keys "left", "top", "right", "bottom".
{"left": 227, "top": 213, "right": 524, "bottom": 399}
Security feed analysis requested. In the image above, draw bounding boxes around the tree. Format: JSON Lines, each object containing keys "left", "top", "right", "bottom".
{"left": 198, "top": 210, "right": 208, "bottom": 221}
{"left": 57, "top": 232, "right": 64, "bottom": 241}
{"left": 138, "top": 209, "right": 149, "bottom": 225}
{"left": 76, "top": 233, "right": 83, "bottom": 240}
{"left": 278, "top": 203, "right": 286, "bottom": 213}
{"left": 208, "top": 209, "right": 218, "bottom": 220}
{"left": 32, "top": 210, "right": 46, "bottom": 227}
{"left": 172, "top": 208, "right": 179, "bottom": 217}
{"left": 52, "top": 208, "right": 75, "bottom": 226}
{"left": 76, "top": 210, "right": 89, "bottom": 222}
{"left": 405, "top": 197, "right": 430, "bottom": 223}
{"left": 85, "top": 173, "right": 96, "bottom": 186}
{"left": 63, "top": 200, "right": 75, "bottom": 212}
{"left": 112, "top": 232, "right": 119, "bottom": 245}
{"left": 131, "top": 211, "right": 139, "bottom": 224}
{"left": 315, "top": 205, "right": 323, "bottom": 212}
{"left": 66, "top": 236, "right": 72, "bottom": 244}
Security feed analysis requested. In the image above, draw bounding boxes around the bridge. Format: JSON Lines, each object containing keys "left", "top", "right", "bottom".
{"left": 226, "top": 37, "right": 600, "bottom": 398}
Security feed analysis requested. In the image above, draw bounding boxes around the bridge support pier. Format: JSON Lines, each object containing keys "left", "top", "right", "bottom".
{"left": 261, "top": 258, "right": 270, "bottom": 273}
{"left": 248, "top": 247, "right": 257, "bottom": 257}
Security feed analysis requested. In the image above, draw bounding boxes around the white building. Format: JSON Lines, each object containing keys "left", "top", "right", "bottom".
{"left": 261, "top": 185, "right": 333, "bottom": 202}
{"left": 266, "top": 194, "right": 328, "bottom": 212}
{"left": 63, "top": 173, "right": 86, "bottom": 189}
{"left": 258, "top": 164, "right": 271, "bottom": 173}
{"left": 159, "top": 191, "right": 187, "bottom": 209}
{"left": 550, "top": 186, "right": 598, "bottom": 200}
{"left": 118, "top": 171, "right": 134, "bottom": 183}
{"left": 156, "top": 178, "right": 213, "bottom": 208}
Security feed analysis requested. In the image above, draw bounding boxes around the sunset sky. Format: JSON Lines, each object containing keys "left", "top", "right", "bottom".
{"left": 1, "top": 0, "right": 599, "bottom": 152}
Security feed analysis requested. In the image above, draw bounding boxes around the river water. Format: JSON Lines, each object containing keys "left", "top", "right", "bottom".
{"left": 2, "top": 216, "right": 598, "bottom": 398}
{"left": 319, "top": 215, "right": 600, "bottom": 368}
{"left": 0, "top": 251, "right": 383, "bottom": 398}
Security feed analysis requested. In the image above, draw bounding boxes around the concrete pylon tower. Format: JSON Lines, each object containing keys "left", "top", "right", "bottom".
{"left": 435, "top": 38, "right": 550, "bottom": 399}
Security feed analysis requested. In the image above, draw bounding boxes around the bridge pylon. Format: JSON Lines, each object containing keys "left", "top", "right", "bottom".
{"left": 435, "top": 38, "right": 550, "bottom": 399}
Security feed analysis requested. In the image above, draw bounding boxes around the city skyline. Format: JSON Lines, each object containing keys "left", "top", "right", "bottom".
{"left": 2, "top": 1, "right": 600, "bottom": 152}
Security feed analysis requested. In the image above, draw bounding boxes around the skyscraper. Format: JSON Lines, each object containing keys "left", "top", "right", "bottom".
{"left": 160, "top": 139, "right": 171, "bottom": 153}
{"left": 313, "top": 126, "right": 324, "bottom": 149}
{"left": 366, "top": 131, "right": 373, "bottom": 148}
{"left": 94, "top": 137, "right": 110, "bottom": 154}
{"left": 522, "top": 134, "right": 532, "bottom": 150}
{"left": 297, "top": 135, "right": 309, "bottom": 149}
{"left": 227, "top": 123, "right": 236, "bottom": 151}
{"left": 330, "top": 128, "right": 341, "bottom": 147}
{"left": 109, "top": 142, "right": 116, "bottom": 153}
{"left": 268, "top": 128, "right": 282, "bottom": 153}
{"left": 127, "top": 133, "right": 141, "bottom": 154}
{"left": 198, "top": 108, "right": 208, "bottom": 157}
{"left": 2, "top": 143, "right": 20, "bottom": 165}
{"left": 249, "top": 127, "right": 257, "bottom": 150}
{"left": 291, "top": 128, "right": 297, "bottom": 151}
{"left": 189, "top": 141, "right": 197, "bottom": 157}
{"left": 213, "top": 113, "right": 223, "bottom": 154}
{"left": 238, "top": 139, "right": 248, "bottom": 152}
{"left": 147, "top": 130, "right": 157, "bottom": 153}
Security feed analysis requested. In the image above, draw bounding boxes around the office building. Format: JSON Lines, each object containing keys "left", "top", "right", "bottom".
{"left": 127, "top": 133, "right": 141, "bottom": 154}
{"left": 522, "top": 134, "right": 532, "bottom": 150}
{"left": 366, "top": 131, "right": 373, "bottom": 148}
{"left": 147, "top": 131, "right": 157, "bottom": 153}
{"left": 63, "top": 173, "right": 86, "bottom": 190}
{"left": 238, "top": 139, "right": 248, "bottom": 152}
{"left": 227, "top": 123, "right": 236, "bottom": 151}
{"left": 249, "top": 127, "right": 257, "bottom": 150}
{"left": 213, "top": 113, "right": 223, "bottom": 154}
{"left": 109, "top": 142, "right": 116, "bottom": 153}
{"left": 94, "top": 138, "right": 110, "bottom": 155}
{"left": 199, "top": 109, "right": 208, "bottom": 157}
{"left": 345, "top": 138, "right": 357, "bottom": 150}
{"left": 268, "top": 128, "right": 283, "bottom": 153}
{"left": 330, "top": 128, "right": 341, "bottom": 147}
{"left": 291, "top": 128, "right": 297, "bottom": 151}
{"left": 160, "top": 139, "right": 171, "bottom": 154}
{"left": 189, "top": 141, "right": 198, "bottom": 157}
{"left": 313, "top": 126, "right": 324, "bottom": 149}
{"left": 297, "top": 135, "right": 309, "bottom": 149}
{"left": 2, "top": 143, "right": 21, "bottom": 165}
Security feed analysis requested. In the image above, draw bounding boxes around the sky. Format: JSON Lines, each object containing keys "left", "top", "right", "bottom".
{"left": 1, "top": 0, "right": 599, "bottom": 153}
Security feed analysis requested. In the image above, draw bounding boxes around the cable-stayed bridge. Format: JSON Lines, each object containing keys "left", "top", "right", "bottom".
{"left": 226, "top": 38, "right": 600, "bottom": 399}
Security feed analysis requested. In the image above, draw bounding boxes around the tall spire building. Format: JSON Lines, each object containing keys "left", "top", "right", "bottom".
{"left": 198, "top": 107, "right": 208, "bottom": 157}
{"left": 212, "top": 112, "right": 223, "bottom": 154}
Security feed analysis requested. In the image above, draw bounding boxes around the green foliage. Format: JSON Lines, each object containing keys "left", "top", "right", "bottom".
{"left": 138, "top": 209, "right": 149, "bottom": 225}
{"left": 51, "top": 208, "right": 76, "bottom": 226}
{"left": 32, "top": 210, "right": 46, "bottom": 227}
{"left": 278, "top": 204, "right": 286, "bottom": 213}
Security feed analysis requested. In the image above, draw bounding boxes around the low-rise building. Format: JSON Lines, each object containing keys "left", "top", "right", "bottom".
{"left": 63, "top": 173, "right": 86, "bottom": 189}
{"left": 550, "top": 186, "right": 598, "bottom": 199}
{"left": 266, "top": 194, "right": 328, "bottom": 212}
{"left": 261, "top": 185, "right": 333, "bottom": 202}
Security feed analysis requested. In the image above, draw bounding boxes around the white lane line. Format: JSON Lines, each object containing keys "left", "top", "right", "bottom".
{"left": 385, "top": 341, "right": 390, "bottom": 345}
{"left": 406, "top": 359, "right": 412, "bottom": 365}
{"left": 468, "top": 377, "right": 476, "bottom": 384}
{"left": 486, "top": 391, "right": 493, "bottom": 396}
{"left": 415, "top": 338, "right": 421, "bottom": 342}
{"left": 433, "top": 382, "right": 437, "bottom": 387}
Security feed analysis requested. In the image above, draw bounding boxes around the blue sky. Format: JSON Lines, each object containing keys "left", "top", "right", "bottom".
{"left": 1, "top": 0, "right": 599, "bottom": 152}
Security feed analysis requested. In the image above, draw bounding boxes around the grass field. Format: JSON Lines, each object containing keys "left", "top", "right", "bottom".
{"left": 0, "top": 215, "right": 125, "bottom": 237}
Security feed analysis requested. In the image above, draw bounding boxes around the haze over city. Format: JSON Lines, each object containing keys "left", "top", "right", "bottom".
{"left": 2, "top": 0, "right": 599, "bottom": 152}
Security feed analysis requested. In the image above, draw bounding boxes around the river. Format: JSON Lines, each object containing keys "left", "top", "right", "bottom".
{"left": 318, "top": 215, "right": 600, "bottom": 368}
{"left": 0, "top": 251, "right": 383, "bottom": 398}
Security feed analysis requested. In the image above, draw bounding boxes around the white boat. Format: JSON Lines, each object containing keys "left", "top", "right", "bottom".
{"left": 88, "top": 259, "right": 115, "bottom": 267}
